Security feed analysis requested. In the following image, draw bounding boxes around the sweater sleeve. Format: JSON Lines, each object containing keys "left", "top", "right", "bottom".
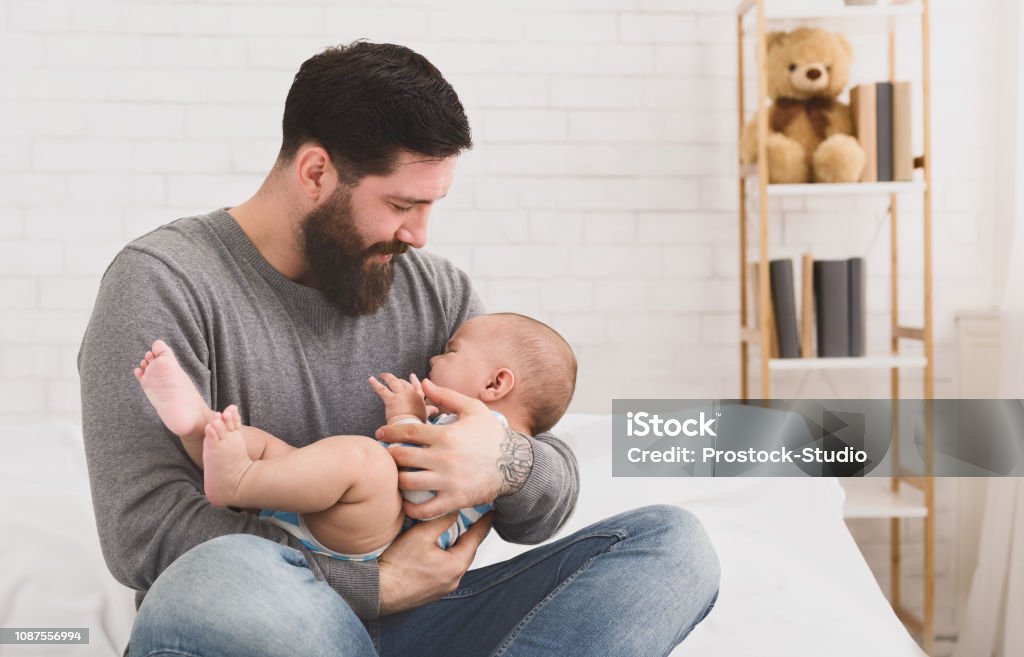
{"left": 78, "top": 248, "right": 380, "bottom": 618}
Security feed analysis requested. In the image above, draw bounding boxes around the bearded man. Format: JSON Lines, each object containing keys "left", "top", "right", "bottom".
{"left": 78, "top": 41, "right": 720, "bottom": 657}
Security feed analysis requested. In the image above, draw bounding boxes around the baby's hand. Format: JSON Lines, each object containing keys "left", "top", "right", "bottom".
{"left": 369, "top": 372, "right": 429, "bottom": 424}
{"left": 409, "top": 373, "right": 441, "bottom": 418}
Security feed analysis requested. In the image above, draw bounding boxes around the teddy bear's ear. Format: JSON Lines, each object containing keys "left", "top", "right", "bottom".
{"left": 766, "top": 31, "right": 788, "bottom": 51}
{"left": 835, "top": 32, "right": 853, "bottom": 57}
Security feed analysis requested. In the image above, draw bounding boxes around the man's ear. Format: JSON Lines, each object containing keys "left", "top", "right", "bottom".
{"left": 295, "top": 144, "right": 335, "bottom": 202}
{"left": 481, "top": 368, "right": 515, "bottom": 402}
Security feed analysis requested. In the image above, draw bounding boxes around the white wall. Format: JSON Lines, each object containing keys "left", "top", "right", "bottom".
{"left": 0, "top": 1, "right": 1003, "bottom": 652}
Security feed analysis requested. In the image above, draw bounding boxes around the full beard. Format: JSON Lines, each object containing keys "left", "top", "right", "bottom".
{"left": 298, "top": 189, "right": 408, "bottom": 316}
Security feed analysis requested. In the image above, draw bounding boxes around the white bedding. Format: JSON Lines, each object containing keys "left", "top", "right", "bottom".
{"left": 474, "top": 414, "right": 926, "bottom": 657}
{"left": 0, "top": 422, "right": 135, "bottom": 657}
{"left": 0, "top": 417, "right": 924, "bottom": 657}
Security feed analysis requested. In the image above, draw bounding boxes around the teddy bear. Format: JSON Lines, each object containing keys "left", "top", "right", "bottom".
{"left": 740, "top": 27, "right": 866, "bottom": 184}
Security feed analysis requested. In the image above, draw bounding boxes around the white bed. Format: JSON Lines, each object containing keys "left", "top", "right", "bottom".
{"left": 0, "top": 416, "right": 925, "bottom": 657}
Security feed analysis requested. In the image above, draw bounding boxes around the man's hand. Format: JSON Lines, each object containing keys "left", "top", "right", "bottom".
{"left": 378, "top": 511, "right": 493, "bottom": 615}
{"left": 375, "top": 379, "right": 533, "bottom": 520}
{"left": 369, "top": 372, "right": 430, "bottom": 423}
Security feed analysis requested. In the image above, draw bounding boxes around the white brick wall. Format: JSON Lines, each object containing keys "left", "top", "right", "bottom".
{"left": 0, "top": 1, "right": 1002, "bottom": 652}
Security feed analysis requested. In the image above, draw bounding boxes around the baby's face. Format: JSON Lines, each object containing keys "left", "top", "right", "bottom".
{"left": 426, "top": 316, "right": 502, "bottom": 400}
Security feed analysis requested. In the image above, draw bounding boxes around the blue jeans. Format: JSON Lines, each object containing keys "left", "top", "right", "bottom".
{"left": 130, "top": 505, "right": 720, "bottom": 657}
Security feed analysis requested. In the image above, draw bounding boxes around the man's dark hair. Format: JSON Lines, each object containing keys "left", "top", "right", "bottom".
{"left": 279, "top": 41, "right": 472, "bottom": 183}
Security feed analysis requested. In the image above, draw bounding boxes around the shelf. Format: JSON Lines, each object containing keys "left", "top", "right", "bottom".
{"left": 766, "top": 181, "right": 925, "bottom": 197}
{"left": 840, "top": 478, "right": 927, "bottom": 519}
{"left": 737, "top": 3, "right": 924, "bottom": 41}
{"left": 767, "top": 354, "right": 928, "bottom": 371}
{"left": 737, "top": 0, "right": 922, "bottom": 21}
{"left": 740, "top": 166, "right": 926, "bottom": 196}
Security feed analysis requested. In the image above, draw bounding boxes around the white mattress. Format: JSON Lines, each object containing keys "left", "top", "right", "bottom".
{"left": 0, "top": 417, "right": 924, "bottom": 657}
{"left": 473, "top": 414, "right": 927, "bottom": 657}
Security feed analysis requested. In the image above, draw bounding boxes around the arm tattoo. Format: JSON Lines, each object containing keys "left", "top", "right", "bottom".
{"left": 497, "top": 427, "right": 533, "bottom": 497}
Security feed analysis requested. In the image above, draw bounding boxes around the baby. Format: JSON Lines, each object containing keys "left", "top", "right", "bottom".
{"left": 134, "top": 313, "right": 577, "bottom": 561}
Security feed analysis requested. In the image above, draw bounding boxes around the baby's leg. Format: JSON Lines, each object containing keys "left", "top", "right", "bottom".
{"left": 302, "top": 453, "right": 406, "bottom": 556}
{"left": 135, "top": 340, "right": 295, "bottom": 467}
{"left": 204, "top": 407, "right": 397, "bottom": 509}
{"left": 135, "top": 339, "right": 216, "bottom": 466}
{"left": 210, "top": 407, "right": 296, "bottom": 463}
{"left": 204, "top": 408, "right": 404, "bottom": 555}
{"left": 237, "top": 424, "right": 297, "bottom": 461}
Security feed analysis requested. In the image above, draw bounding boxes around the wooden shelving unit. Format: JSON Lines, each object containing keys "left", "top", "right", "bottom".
{"left": 842, "top": 478, "right": 927, "bottom": 519}
{"left": 767, "top": 354, "right": 928, "bottom": 371}
{"left": 739, "top": 165, "right": 927, "bottom": 196}
{"left": 736, "top": 1, "right": 936, "bottom": 653}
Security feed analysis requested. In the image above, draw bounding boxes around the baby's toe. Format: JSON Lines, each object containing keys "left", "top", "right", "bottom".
{"left": 223, "top": 405, "right": 240, "bottom": 431}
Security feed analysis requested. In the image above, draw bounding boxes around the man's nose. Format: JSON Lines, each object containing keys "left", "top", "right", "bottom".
{"left": 396, "top": 207, "right": 430, "bottom": 249}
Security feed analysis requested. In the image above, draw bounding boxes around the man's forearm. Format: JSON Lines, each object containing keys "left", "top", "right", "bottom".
{"left": 492, "top": 428, "right": 579, "bottom": 544}
{"left": 496, "top": 427, "right": 534, "bottom": 497}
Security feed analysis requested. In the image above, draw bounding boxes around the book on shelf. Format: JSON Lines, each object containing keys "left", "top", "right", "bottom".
{"left": 751, "top": 255, "right": 865, "bottom": 359}
{"left": 814, "top": 259, "right": 850, "bottom": 357}
{"left": 875, "top": 82, "right": 894, "bottom": 182}
{"left": 769, "top": 259, "right": 800, "bottom": 358}
{"left": 748, "top": 262, "right": 779, "bottom": 358}
{"left": 892, "top": 81, "right": 913, "bottom": 181}
{"left": 850, "top": 81, "right": 914, "bottom": 183}
{"left": 850, "top": 83, "right": 877, "bottom": 182}
{"left": 848, "top": 257, "right": 866, "bottom": 356}
{"left": 801, "top": 253, "right": 814, "bottom": 358}
{"left": 812, "top": 257, "right": 867, "bottom": 357}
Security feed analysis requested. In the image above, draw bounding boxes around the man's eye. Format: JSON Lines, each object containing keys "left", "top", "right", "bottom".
{"left": 392, "top": 203, "right": 413, "bottom": 213}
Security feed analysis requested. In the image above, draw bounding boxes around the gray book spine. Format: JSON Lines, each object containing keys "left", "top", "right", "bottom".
{"left": 813, "top": 260, "right": 850, "bottom": 357}
{"left": 848, "top": 257, "right": 866, "bottom": 357}
{"left": 770, "top": 259, "right": 800, "bottom": 358}
{"left": 876, "top": 82, "right": 894, "bottom": 182}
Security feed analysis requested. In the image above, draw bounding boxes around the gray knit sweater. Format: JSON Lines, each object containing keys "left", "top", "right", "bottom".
{"left": 78, "top": 209, "right": 579, "bottom": 619}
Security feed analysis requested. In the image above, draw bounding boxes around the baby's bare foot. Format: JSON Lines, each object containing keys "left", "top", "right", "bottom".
{"left": 202, "top": 405, "right": 253, "bottom": 508}
{"left": 135, "top": 339, "right": 211, "bottom": 442}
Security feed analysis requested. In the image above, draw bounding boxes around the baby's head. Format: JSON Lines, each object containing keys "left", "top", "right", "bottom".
{"left": 427, "top": 313, "right": 577, "bottom": 435}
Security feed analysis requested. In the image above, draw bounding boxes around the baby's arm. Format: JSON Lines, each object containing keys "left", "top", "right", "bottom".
{"left": 368, "top": 373, "right": 430, "bottom": 424}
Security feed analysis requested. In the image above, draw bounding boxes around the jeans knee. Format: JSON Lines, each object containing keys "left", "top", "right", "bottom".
{"left": 131, "top": 535, "right": 374, "bottom": 657}
{"left": 634, "top": 505, "right": 721, "bottom": 602}
{"left": 197, "top": 532, "right": 280, "bottom": 556}
{"left": 185, "top": 533, "right": 311, "bottom": 572}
